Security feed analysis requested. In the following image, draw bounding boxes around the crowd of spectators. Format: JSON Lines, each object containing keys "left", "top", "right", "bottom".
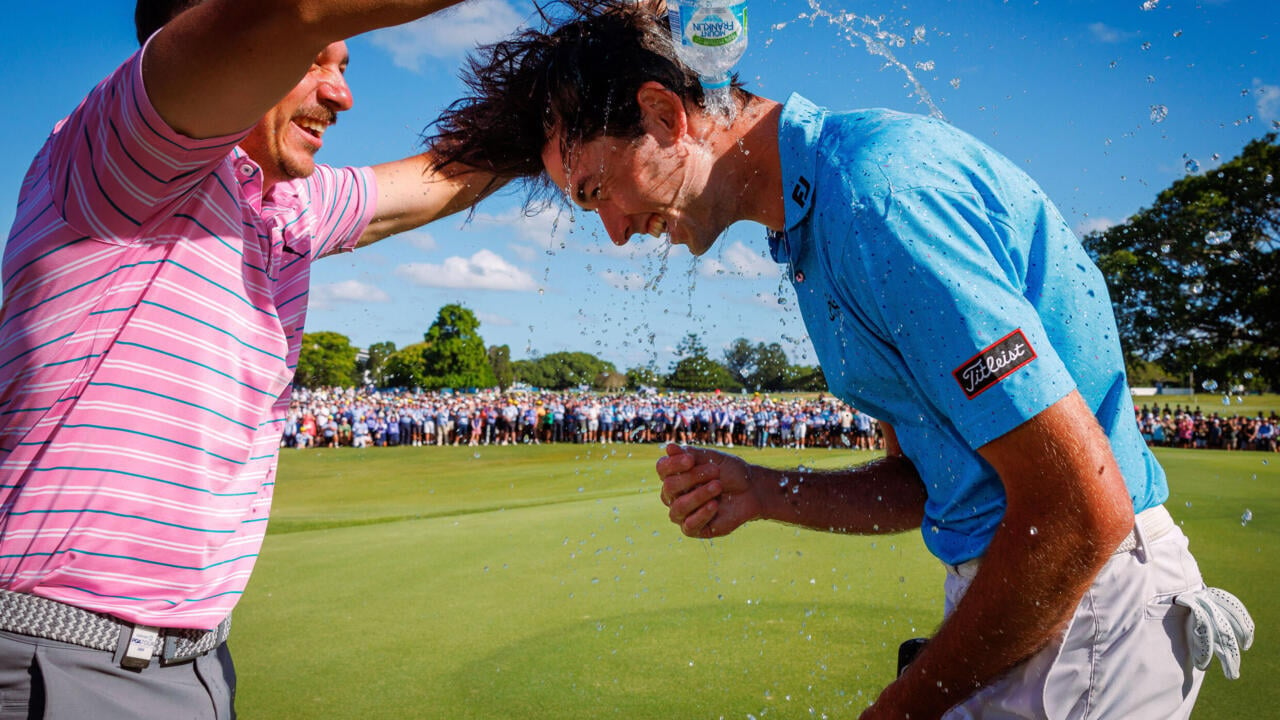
{"left": 280, "top": 389, "right": 1277, "bottom": 455}
{"left": 281, "top": 387, "right": 884, "bottom": 451}
{"left": 1136, "top": 403, "right": 1278, "bottom": 452}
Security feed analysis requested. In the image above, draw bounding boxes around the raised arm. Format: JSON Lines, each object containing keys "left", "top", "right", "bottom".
{"left": 143, "top": 0, "right": 470, "bottom": 139}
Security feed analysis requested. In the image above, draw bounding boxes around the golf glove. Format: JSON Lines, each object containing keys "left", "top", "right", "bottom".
{"left": 1175, "top": 586, "right": 1254, "bottom": 680}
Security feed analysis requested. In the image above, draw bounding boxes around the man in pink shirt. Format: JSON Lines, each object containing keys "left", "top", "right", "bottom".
{"left": 0, "top": 1, "right": 496, "bottom": 716}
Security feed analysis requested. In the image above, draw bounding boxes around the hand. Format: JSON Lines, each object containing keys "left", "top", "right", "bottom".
{"left": 657, "top": 444, "right": 764, "bottom": 538}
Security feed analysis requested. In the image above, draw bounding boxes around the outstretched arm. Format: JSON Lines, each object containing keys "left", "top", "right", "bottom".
{"left": 658, "top": 423, "right": 926, "bottom": 538}
{"left": 359, "top": 154, "right": 504, "bottom": 246}
{"left": 143, "top": 0, "right": 470, "bottom": 139}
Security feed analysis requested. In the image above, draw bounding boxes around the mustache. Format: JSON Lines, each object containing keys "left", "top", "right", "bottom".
{"left": 294, "top": 107, "right": 338, "bottom": 127}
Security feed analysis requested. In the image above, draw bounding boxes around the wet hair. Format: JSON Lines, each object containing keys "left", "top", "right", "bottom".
{"left": 134, "top": 0, "right": 205, "bottom": 45}
{"left": 427, "top": 0, "right": 745, "bottom": 202}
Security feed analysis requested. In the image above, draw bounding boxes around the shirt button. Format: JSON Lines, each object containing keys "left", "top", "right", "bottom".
{"left": 795, "top": 270, "right": 805, "bottom": 283}
{"left": 239, "top": 164, "right": 254, "bottom": 177}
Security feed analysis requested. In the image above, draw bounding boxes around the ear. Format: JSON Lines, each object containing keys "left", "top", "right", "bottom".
{"left": 635, "top": 81, "right": 688, "bottom": 145}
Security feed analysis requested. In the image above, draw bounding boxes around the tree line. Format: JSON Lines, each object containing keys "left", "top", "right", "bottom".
{"left": 295, "top": 305, "right": 826, "bottom": 393}
{"left": 299, "top": 132, "right": 1279, "bottom": 395}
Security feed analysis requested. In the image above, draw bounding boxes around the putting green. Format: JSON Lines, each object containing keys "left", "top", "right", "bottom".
{"left": 232, "top": 444, "right": 1277, "bottom": 718}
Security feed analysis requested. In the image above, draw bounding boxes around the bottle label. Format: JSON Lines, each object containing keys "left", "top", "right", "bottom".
{"left": 673, "top": 3, "right": 748, "bottom": 48}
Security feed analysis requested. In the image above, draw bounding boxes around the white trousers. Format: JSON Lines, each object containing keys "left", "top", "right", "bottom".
{"left": 942, "top": 506, "right": 1205, "bottom": 720}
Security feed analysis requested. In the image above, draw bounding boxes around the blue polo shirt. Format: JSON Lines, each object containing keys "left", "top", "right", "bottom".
{"left": 770, "top": 94, "right": 1167, "bottom": 565}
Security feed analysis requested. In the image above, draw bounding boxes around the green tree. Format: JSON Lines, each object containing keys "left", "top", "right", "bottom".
{"left": 785, "top": 364, "right": 828, "bottom": 392}
{"left": 626, "top": 363, "right": 663, "bottom": 390}
{"left": 361, "top": 340, "right": 396, "bottom": 387}
{"left": 381, "top": 343, "right": 430, "bottom": 389}
{"left": 721, "top": 338, "right": 791, "bottom": 391}
{"left": 722, "top": 338, "right": 756, "bottom": 387}
{"left": 1084, "top": 133, "right": 1279, "bottom": 389}
{"left": 513, "top": 351, "right": 616, "bottom": 390}
{"left": 667, "top": 333, "right": 741, "bottom": 392}
{"left": 488, "top": 345, "right": 514, "bottom": 391}
{"left": 295, "top": 331, "right": 358, "bottom": 388}
{"left": 749, "top": 342, "right": 791, "bottom": 391}
{"left": 420, "top": 304, "right": 497, "bottom": 390}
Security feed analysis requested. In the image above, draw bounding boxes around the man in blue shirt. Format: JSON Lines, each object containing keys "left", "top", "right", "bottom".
{"left": 430, "top": 1, "right": 1252, "bottom": 717}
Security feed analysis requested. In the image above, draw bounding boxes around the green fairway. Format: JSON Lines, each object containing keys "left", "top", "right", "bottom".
{"left": 232, "top": 443, "right": 1278, "bottom": 718}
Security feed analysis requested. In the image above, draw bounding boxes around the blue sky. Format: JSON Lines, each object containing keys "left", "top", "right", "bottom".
{"left": 3, "top": 0, "right": 1277, "bottom": 374}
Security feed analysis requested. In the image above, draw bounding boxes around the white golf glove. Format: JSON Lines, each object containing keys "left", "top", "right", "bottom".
{"left": 1175, "top": 587, "right": 1255, "bottom": 680}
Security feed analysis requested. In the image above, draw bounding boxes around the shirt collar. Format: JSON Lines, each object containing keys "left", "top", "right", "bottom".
{"left": 767, "top": 93, "right": 828, "bottom": 266}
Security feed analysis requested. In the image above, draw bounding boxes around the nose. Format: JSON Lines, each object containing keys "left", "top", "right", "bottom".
{"left": 318, "top": 73, "right": 354, "bottom": 113}
{"left": 596, "top": 204, "right": 633, "bottom": 246}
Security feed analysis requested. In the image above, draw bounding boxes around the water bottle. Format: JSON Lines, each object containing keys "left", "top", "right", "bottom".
{"left": 667, "top": 0, "right": 749, "bottom": 115}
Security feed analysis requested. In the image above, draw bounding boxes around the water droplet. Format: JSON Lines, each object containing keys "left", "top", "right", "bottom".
{"left": 1141, "top": 0, "right": 1160, "bottom": 10}
{"left": 1244, "top": 372, "right": 1254, "bottom": 380}
{"left": 1160, "top": 243, "right": 1172, "bottom": 254}
{"left": 1184, "top": 158, "right": 1200, "bottom": 173}
{"left": 1141, "top": 41, "right": 1153, "bottom": 51}
{"left": 1241, "top": 509, "right": 1253, "bottom": 526}
{"left": 1029, "top": 526, "right": 1039, "bottom": 536}
{"left": 1190, "top": 282, "right": 1203, "bottom": 295}
{"left": 1149, "top": 105, "right": 1168, "bottom": 123}
{"left": 1205, "top": 230, "right": 1232, "bottom": 245}
{"left": 1201, "top": 379, "right": 1219, "bottom": 391}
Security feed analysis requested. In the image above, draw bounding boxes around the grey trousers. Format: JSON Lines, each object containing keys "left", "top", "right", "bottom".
{"left": 0, "top": 630, "right": 235, "bottom": 720}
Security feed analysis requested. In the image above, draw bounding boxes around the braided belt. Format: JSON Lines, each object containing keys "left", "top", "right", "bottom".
{"left": 0, "top": 588, "right": 230, "bottom": 666}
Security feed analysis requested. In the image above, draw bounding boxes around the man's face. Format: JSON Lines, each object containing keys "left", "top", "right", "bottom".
{"left": 541, "top": 130, "right": 719, "bottom": 256}
{"left": 241, "top": 42, "right": 353, "bottom": 188}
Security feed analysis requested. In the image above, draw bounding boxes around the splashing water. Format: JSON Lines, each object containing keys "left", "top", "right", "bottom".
{"left": 771, "top": 1, "right": 945, "bottom": 120}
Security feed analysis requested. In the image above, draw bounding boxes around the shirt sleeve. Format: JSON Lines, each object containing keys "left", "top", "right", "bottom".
{"left": 849, "top": 185, "right": 1077, "bottom": 448}
{"left": 47, "top": 48, "right": 250, "bottom": 241}
{"left": 302, "top": 164, "right": 378, "bottom": 258}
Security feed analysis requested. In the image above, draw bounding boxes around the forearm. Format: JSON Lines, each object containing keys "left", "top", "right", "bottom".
{"left": 870, "top": 393, "right": 1135, "bottom": 719}
{"left": 144, "top": 0, "right": 469, "bottom": 138}
{"left": 360, "top": 154, "right": 504, "bottom": 246}
{"left": 875, "top": 509, "right": 1116, "bottom": 717}
{"left": 755, "top": 455, "right": 926, "bottom": 534}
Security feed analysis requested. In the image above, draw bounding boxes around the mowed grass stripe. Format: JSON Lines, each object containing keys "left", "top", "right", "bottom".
{"left": 232, "top": 444, "right": 1278, "bottom": 718}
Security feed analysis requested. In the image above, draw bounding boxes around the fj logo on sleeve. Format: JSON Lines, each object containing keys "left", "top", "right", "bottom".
{"left": 953, "top": 329, "right": 1037, "bottom": 399}
{"left": 791, "top": 177, "right": 811, "bottom": 208}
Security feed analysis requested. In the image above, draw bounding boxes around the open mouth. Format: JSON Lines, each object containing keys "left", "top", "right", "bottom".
{"left": 647, "top": 216, "right": 668, "bottom": 238}
{"left": 294, "top": 118, "right": 328, "bottom": 141}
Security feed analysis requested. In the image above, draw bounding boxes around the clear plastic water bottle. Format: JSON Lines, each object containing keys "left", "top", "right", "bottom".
{"left": 667, "top": 0, "right": 749, "bottom": 115}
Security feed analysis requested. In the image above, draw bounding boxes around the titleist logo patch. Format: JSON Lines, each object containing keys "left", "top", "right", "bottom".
{"left": 953, "top": 329, "right": 1036, "bottom": 399}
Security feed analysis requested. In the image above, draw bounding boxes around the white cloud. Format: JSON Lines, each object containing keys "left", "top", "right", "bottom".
{"left": 1075, "top": 216, "right": 1119, "bottom": 236}
{"left": 311, "top": 280, "right": 391, "bottom": 309}
{"left": 396, "top": 249, "right": 536, "bottom": 291}
{"left": 1087, "top": 23, "right": 1136, "bottom": 44}
{"left": 1254, "top": 78, "right": 1280, "bottom": 122}
{"left": 698, "top": 241, "right": 777, "bottom": 279}
{"left": 369, "top": 0, "right": 526, "bottom": 71}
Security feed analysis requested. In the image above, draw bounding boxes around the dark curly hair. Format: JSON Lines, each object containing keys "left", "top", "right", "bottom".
{"left": 428, "top": 0, "right": 745, "bottom": 203}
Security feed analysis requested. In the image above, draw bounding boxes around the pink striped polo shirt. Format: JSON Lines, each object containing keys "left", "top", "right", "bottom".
{"left": 0, "top": 50, "right": 376, "bottom": 629}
